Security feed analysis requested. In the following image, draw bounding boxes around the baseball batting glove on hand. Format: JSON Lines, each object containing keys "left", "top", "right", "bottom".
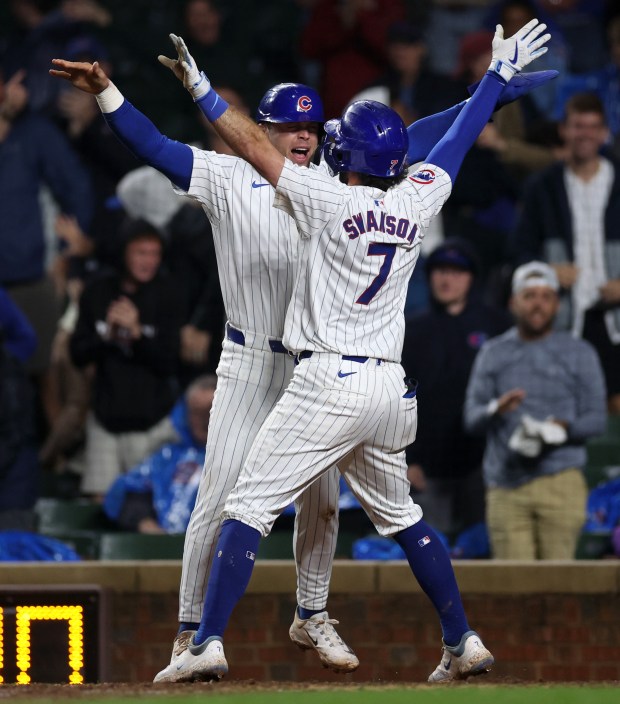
{"left": 489, "top": 18, "right": 551, "bottom": 84}
{"left": 158, "top": 33, "right": 211, "bottom": 101}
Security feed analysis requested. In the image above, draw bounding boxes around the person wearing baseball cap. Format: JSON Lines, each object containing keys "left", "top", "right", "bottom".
{"left": 510, "top": 260, "right": 559, "bottom": 296}
{"left": 402, "top": 238, "right": 511, "bottom": 542}
{"left": 463, "top": 260, "right": 607, "bottom": 560}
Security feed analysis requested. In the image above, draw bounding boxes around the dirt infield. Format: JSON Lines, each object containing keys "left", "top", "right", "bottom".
{"left": 0, "top": 677, "right": 607, "bottom": 699}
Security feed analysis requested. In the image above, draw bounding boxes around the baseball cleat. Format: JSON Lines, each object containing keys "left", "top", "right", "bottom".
{"left": 468, "top": 69, "right": 559, "bottom": 109}
{"left": 155, "top": 634, "right": 228, "bottom": 683}
{"left": 428, "top": 630, "right": 494, "bottom": 683}
{"left": 153, "top": 630, "right": 196, "bottom": 683}
{"left": 289, "top": 609, "right": 359, "bottom": 673}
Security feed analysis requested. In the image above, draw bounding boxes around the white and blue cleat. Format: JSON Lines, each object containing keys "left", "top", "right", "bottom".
{"left": 428, "top": 630, "right": 494, "bottom": 683}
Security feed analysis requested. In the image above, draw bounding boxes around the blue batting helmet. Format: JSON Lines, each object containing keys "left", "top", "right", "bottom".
{"left": 322, "top": 100, "right": 408, "bottom": 178}
{"left": 256, "top": 83, "right": 324, "bottom": 124}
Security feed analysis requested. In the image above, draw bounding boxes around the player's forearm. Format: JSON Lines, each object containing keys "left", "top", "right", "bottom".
{"left": 95, "top": 84, "right": 193, "bottom": 191}
{"left": 208, "top": 106, "right": 284, "bottom": 187}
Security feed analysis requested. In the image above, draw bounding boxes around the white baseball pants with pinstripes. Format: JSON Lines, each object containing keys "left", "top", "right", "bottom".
{"left": 223, "top": 353, "right": 423, "bottom": 539}
{"left": 178, "top": 337, "right": 340, "bottom": 621}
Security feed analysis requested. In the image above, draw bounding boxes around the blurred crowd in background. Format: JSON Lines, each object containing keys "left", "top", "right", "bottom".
{"left": 2, "top": 0, "right": 620, "bottom": 561}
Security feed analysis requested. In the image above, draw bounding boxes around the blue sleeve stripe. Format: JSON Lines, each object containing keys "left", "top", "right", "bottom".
{"left": 103, "top": 100, "right": 193, "bottom": 192}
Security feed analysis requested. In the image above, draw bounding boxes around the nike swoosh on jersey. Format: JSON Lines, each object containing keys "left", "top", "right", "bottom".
{"left": 337, "top": 371, "right": 357, "bottom": 378}
{"left": 251, "top": 180, "right": 269, "bottom": 188}
{"left": 509, "top": 44, "right": 519, "bottom": 65}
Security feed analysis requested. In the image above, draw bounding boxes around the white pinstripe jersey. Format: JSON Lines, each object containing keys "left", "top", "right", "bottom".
{"left": 180, "top": 146, "right": 308, "bottom": 339}
{"left": 274, "top": 161, "right": 452, "bottom": 361}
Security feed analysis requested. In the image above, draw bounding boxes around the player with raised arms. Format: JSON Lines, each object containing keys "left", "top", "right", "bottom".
{"left": 51, "top": 21, "right": 552, "bottom": 682}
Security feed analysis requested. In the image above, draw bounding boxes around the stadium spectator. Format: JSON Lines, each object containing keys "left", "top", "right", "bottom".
{"left": 2, "top": 0, "right": 112, "bottom": 115}
{"left": 103, "top": 375, "right": 216, "bottom": 534}
{"left": 69, "top": 219, "right": 183, "bottom": 500}
{"left": 423, "top": 0, "right": 488, "bottom": 77}
{"left": 0, "top": 65, "right": 92, "bottom": 433}
{"left": 299, "top": 0, "right": 406, "bottom": 118}
{"left": 464, "top": 261, "right": 607, "bottom": 560}
{"left": 553, "top": 13, "right": 620, "bottom": 156}
{"left": 114, "top": 166, "right": 225, "bottom": 383}
{"left": 514, "top": 93, "right": 620, "bottom": 414}
{"left": 349, "top": 21, "right": 462, "bottom": 126}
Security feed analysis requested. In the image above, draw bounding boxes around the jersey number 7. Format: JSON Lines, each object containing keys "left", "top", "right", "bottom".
{"left": 356, "top": 243, "right": 397, "bottom": 305}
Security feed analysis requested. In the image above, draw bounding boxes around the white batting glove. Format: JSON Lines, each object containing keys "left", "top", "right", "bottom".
{"left": 158, "top": 33, "right": 212, "bottom": 101}
{"left": 489, "top": 18, "right": 551, "bottom": 84}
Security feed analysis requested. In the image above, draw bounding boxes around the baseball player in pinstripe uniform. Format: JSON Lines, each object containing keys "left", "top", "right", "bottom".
{"left": 120, "top": 19, "right": 546, "bottom": 683}
{"left": 50, "top": 21, "right": 553, "bottom": 681}
{"left": 49, "top": 69, "right": 358, "bottom": 677}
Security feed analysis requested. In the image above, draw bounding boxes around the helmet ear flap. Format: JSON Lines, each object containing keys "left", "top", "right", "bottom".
{"left": 322, "top": 141, "right": 343, "bottom": 174}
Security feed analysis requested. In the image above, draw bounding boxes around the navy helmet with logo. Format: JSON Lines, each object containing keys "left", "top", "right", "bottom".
{"left": 322, "top": 100, "right": 408, "bottom": 178}
{"left": 256, "top": 83, "right": 324, "bottom": 125}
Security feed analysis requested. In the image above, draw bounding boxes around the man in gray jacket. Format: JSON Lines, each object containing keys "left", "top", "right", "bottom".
{"left": 464, "top": 261, "right": 607, "bottom": 559}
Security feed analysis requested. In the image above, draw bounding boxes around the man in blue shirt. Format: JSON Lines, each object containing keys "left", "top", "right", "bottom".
{"left": 465, "top": 261, "right": 607, "bottom": 559}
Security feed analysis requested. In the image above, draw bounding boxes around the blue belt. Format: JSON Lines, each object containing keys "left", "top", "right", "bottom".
{"left": 226, "top": 324, "right": 288, "bottom": 354}
{"left": 295, "top": 351, "right": 379, "bottom": 364}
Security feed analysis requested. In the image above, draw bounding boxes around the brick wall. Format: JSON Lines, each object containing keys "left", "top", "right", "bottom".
{"left": 1, "top": 561, "right": 619, "bottom": 683}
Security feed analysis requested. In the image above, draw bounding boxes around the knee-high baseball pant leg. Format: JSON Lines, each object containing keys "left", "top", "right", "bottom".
{"left": 179, "top": 338, "right": 339, "bottom": 621}
{"left": 293, "top": 467, "right": 340, "bottom": 610}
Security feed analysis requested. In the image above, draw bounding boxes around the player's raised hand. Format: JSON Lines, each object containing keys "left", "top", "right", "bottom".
{"left": 489, "top": 18, "right": 551, "bottom": 83}
{"left": 49, "top": 59, "right": 110, "bottom": 94}
{"left": 158, "top": 33, "right": 211, "bottom": 100}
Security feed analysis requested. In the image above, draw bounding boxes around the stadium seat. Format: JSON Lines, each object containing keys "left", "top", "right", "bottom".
{"left": 98, "top": 532, "right": 185, "bottom": 560}
{"left": 605, "top": 414, "right": 620, "bottom": 439}
{"left": 574, "top": 531, "right": 612, "bottom": 559}
{"left": 584, "top": 464, "right": 616, "bottom": 489}
{"left": 51, "top": 531, "right": 101, "bottom": 560}
{"left": 34, "top": 498, "right": 111, "bottom": 533}
{"left": 34, "top": 499, "right": 111, "bottom": 559}
{"left": 257, "top": 530, "right": 294, "bottom": 559}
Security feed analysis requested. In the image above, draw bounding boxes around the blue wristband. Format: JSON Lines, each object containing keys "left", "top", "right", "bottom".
{"left": 195, "top": 90, "right": 229, "bottom": 121}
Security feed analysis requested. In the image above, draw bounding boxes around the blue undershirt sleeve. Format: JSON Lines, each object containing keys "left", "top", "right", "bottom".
{"left": 103, "top": 100, "right": 193, "bottom": 192}
{"left": 425, "top": 72, "right": 505, "bottom": 183}
{"left": 406, "top": 101, "right": 467, "bottom": 164}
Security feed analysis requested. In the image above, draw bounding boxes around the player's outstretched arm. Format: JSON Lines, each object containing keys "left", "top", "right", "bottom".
{"left": 50, "top": 58, "right": 193, "bottom": 190}
{"left": 158, "top": 33, "right": 285, "bottom": 187}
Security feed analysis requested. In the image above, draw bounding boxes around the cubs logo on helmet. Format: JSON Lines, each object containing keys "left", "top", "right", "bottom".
{"left": 256, "top": 83, "right": 324, "bottom": 124}
{"left": 297, "top": 96, "right": 312, "bottom": 112}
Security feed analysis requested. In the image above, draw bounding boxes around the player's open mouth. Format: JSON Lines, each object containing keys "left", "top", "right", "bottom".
{"left": 291, "top": 148, "right": 309, "bottom": 163}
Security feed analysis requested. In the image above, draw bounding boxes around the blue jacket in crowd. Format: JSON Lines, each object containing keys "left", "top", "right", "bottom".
{"left": 103, "top": 397, "right": 204, "bottom": 533}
